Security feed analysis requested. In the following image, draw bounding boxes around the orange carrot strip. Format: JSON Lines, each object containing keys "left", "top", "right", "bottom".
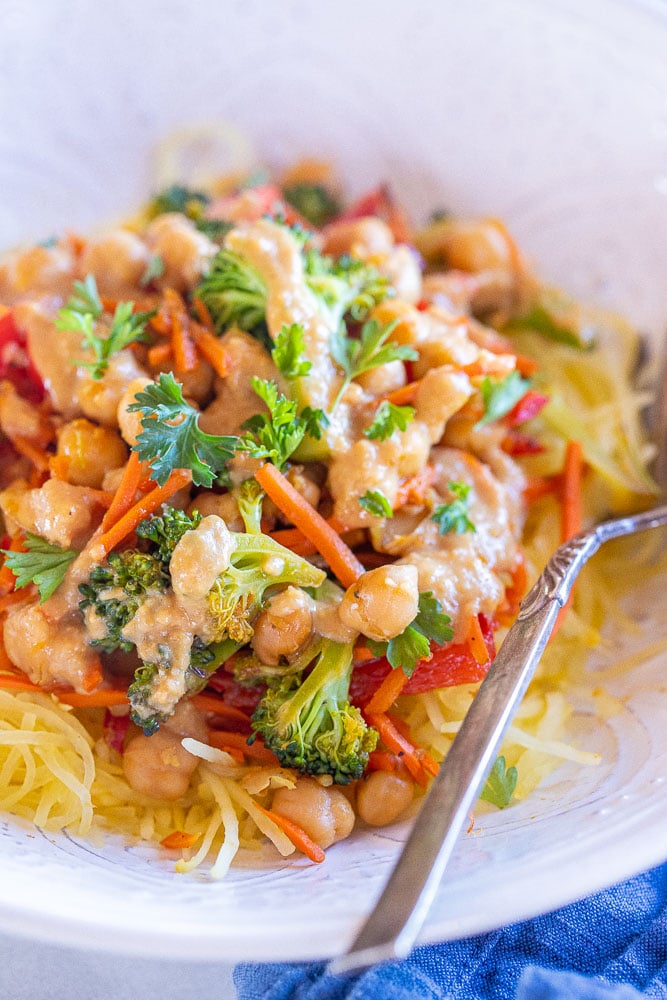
{"left": 192, "top": 296, "right": 215, "bottom": 332}
{"left": 97, "top": 469, "right": 191, "bottom": 555}
{"left": 191, "top": 693, "right": 251, "bottom": 725}
{"left": 365, "top": 711, "right": 427, "bottom": 786}
{"left": 208, "top": 730, "right": 277, "bottom": 764}
{"left": 514, "top": 354, "right": 539, "bottom": 377}
{"left": 384, "top": 381, "right": 421, "bottom": 407}
{"left": 160, "top": 831, "right": 201, "bottom": 850}
{"left": 364, "top": 667, "right": 408, "bottom": 716}
{"left": 0, "top": 674, "right": 41, "bottom": 693}
{"left": 255, "top": 463, "right": 363, "bottom": 589}
{"left": 466, "top": 614, "right": 490, "bottom": 666}
{"left": 191, "top": 325, "right": 231, "bottom": 378}
{"left": 0, "top": 534, "right": 26, "bottom": 595}
{"left": 367, "top": 750, "right": 399, "bottom": 773}
{"left": 417, "top": 750, "right": 440, "bottom": 778}
{"left": 523, "top": 475, "right": 557, "bottom": 505}
{"left": 48, "top": 454, "right": 70, "bottom": 482}
{"left": 57, "top": 689, "right": 129, "bottom": 708}
{"left": 12, "top": 436, "right": 51, "bottom": 471}
{"left": 147, "top": 342, "right": 173, "bottom": 366}
{"left": 254, "top": 803, "right": 326, "bottom": 864}
{"left": 101, "top": 451, "right": 143, "bottom": 532}
{"left": 394, "top": 464, "right": 436, "bottom": 508}
{"left": 170, "top": 300, "right": 197, "bottom": 373}
{"left": 0, "top": 587, "right": 36, "bottom": 612}
{"left": 560, "top": 439, "right": 583, "bottom": 543}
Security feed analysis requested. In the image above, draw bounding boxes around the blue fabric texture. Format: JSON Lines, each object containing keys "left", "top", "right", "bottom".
{"left": 234, "top": 863, "right": 667, "bottom": 1000}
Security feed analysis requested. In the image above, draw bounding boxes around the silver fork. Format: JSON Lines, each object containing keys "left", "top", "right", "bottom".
{"left": 330, "top": 501, "right": 667, "bottom": 975}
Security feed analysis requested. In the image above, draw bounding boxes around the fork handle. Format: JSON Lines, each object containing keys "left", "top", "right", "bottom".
{"left": 330, "top": 505, "right": 667, "bottom": 975}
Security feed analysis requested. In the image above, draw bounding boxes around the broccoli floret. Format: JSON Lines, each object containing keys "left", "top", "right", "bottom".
{"left": 207, "top": 531, "right": 326, "bottom": 644}
{"left": 78, "top": 550, "right": 168, "bottom": 654}
{"left": 135, "top": 506, "right": 202, "bottom": 562}
{"left": 251, "top": 640, "right": 378, "bottom": 784}
{"left": 283, "top": 182, "right": 340, "bottom": 228}
{"left": 194, "top": 248, "right": 272, "bottom": 347}
{"left": 194, "top": 237, "right": 390, "bottom": 347}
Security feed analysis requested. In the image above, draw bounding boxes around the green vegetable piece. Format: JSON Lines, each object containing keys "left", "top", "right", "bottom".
{"left": 367, "top": 591, "right": 453, "bottom": 676}
{"left": 251, "top": 640, "right": 378, "bottom": 784}
{"left": 3, "top": 534, "right": 78, "bottom": 603}
{"left": 330, "top": 318, "right": 417, "bottom": 411}
{"left": 364, "top": 400, "right": 415, "bottom": 441}
{"left": 128, "top": 372, "right": 240, "bottom": 487}
{"left": 194, "top": 248, "right": 270, "bottom": 345}
{"left": 359, "top": 489, "right": 394, "bottom": 518}
{"left": 475, "top": 370, "right": 531, "bottom": 428}
{"left": 135, "top": 507, "right": 202, "bottom": 562}
{"left": 271, "top": 323, "right": 312, "bottom": 379}
{"left": 431, "top": 482, "right": 476, "bottom": 535}
{"left": 240, "top": 378, "right": 327, "bottom": 470}
{"left": 149, "top": 184, "right": 210, "bottom": 218}
{"left": 139, "top": 254, "right": 165, "bottom": 287}
{"left": 506, "top": 305, "right": 590, "bottom": 350}
{"left": 283, "top": 182, "right": 341, "bottom": 228}
{"left": 480, "top": 755, "right": 518, "bottom": 809}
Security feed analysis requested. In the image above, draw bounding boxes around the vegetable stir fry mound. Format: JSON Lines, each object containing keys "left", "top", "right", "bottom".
{"left": 0, "top": 157, "right": 656, "bottom": 875}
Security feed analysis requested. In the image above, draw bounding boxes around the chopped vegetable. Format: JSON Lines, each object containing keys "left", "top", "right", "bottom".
{"left": 367, "top": 592, "right": 453, "bottom": 676}
{"left": 364, "top": 400, "right": 415, "bottom": 441}
{"left": 1, "top": 533, "right": 78, "bottom": 603}
{"left": 475, "top": 370, "right": 532, "bottom": 428}
{"left": 480, "top": 755, "right": 517, "bottom": 809}
{"left": 359, "top": 489, "right": 394, "bottom": 518}
{"left": 330, "top": 318, "right": 417, "bottom": 411}
{"left": 430, "top": 482, "right": 476, "bottom": 535}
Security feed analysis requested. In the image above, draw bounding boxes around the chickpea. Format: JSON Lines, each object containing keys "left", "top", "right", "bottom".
{"left": 145, "top": 214, "right": 217, "bottom": 292}
{"left": 322, "top": 218, "right": 394, "bottom": 257}
{"left": 187, "top": 491, "right": 245, "bottom": 531}
{"left": 152, "top": 357, "right": 214, "bottom": 405}
{"left": 271, "top": 777, "right": 355, "bottom": 849}
{"left": 338, "top": 564, "right": 420, "bottom": 642}
{"left": 79, "top": 230, "right": 150, "bottom": 296}
{"left": 78, "top": 351, "right": 148, "bottom": 428}
{"left": 356, "top": 771, "right": 414, "bottom": 827}
{"left": 122, "top": 699, "right": 208, "bottom": 800}
{"left": 9, "top": 243, "right": 74, "bottom": 297}
{"left": 251, "top": 586, "right": 313, "bottom": 665}
{"left": 355, "top": 360, "right": 406, "bottom": 398}
{"left": 169, "top": 515, "right": 233, "bottom": 599}
{"left": 117, "top": 376, "right": 154, "bottom": 446}
{"left": 56, "top": 419, "right": 128, "bottom": 488}
{"left": 0, "top": 380, "right": 48, "bottom": 443}
{"left": 381, "top": 245, "right": 422, "bottom": 304}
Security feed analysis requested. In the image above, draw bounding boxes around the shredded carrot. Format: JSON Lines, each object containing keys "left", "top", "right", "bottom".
{"left": 365, "top": 711, "right": 428, "bottom": 786}
{"left": 466, "top": 614, "right": 490, "bottom": 666}
{"left": 367, "top": 750, "right": 400, "bottom": 773}
{"left": 255, "top": 463, "right": 364, "bottom": 589}
{"left": 192, "top": 296, "right": 215, "bottom": 332}
{"left": 395, "top": 464, "right": 436, "bottom": 508}
{"left": 254, "top": 803, "right": 326, "bottom": 864}
{"left": 160, "top": 831, "right": 201, "bottom": 850}
{"left": 58, "top": 689, "right": 129, "bottom": 708}
{"left": 147, "top": 342, "right": 173, "bottom": 366}
{"left": 191, "top": 693, "right": 251, "bottom": 725}
{"left": 191, "top": 324, "right": 231, "bottom": 378}
{"left": 48, "top": 454, "right": 70, "bottom": 482}
{"left": 97, "top": 469, "right": 191, "bottom": 555}
{"left": 101, "top": 450, "right": 143, "bottom": 532}
{"left": 269, "top": 516, "right": 350, "bottom": 559}
{"left": 0, "top": 673, "right": 40, "bottom": 693}
{"left": 560, "top": 439, "right": 583, "bottom": 543}
{"left": 0, "top": 587, "right": 35, "bottom": 613}
{"left": 384, "top": 381, "right": 421, "bottom": 407}
{"left": 497, "top": 555, "right": 528, "bottom": 626}
{"left": 523, "top": 475, "right": 557, "bottom": 505}
{"left": 167, "top": 290, "right": 197, "bottom": 373}
{"left": 0, "top": 534, "right": 26, "bottom": 595}
{"left": 364, "top": 667, "right": 408, "bottom": 715}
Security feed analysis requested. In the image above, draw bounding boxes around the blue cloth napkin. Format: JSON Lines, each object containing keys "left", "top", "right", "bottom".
{"left": 234, "top": 862, "right": 667, "bottom": 1000}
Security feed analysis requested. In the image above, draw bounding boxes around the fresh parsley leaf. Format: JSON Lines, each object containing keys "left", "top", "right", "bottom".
{"left": 367, "top": 591, "right": 453, "bottom": 676}
{"left": 140, "top": 254, "right": 165, "bottom": 288}
{"left": 431, "top": 482, "right": 476, "bottom": 535}
{"left": 240, "top": 379, "right": 308, "bottom": 471}
{"left": 359, "top": 489, "right": 393, "bottom": 518}
{"left": 330, "top": 319, "right": 417, "bottom": 411}
{"left": 271, "top": 323, "right": 312, "bottom": 379}
{"left": 62, "top": 275, "right": 104, "bottom": 318}
{"left": 194, "top": 217, "right": 234, "bottom": 242}
{"left": 2, "top": 534, "right": 78, "bottom": 603}
{"left": 480, "top": 755, "right": 518, "bottom": 809}
{"left": 128, "top": 373, "right": 240, "bottom": 487}
{"left": 365, "top": 400, "right": 415, "bottom": 441}
{"left": 475, "top": 370, "right": 531, "bottom": 428}
{"left": 149, "top": 184, "right": 210, "bottom": 218}
{"left": 56, "top": 276, "right": 154, "bottom": 380}
{"left": 300, "top": 405, "right": 329, "bottom": 441}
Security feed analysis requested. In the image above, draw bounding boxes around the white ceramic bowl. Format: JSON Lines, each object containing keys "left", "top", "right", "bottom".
{"left": 1, "top": 0, "right": 667, "bottom": 969}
